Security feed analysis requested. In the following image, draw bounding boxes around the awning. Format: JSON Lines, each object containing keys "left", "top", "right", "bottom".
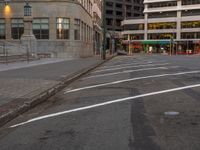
{"left": 142, "top": 40, "right": 170, "bottom": 45}
{"left": 122, "top": 40, "right": 171, "bottom": 45}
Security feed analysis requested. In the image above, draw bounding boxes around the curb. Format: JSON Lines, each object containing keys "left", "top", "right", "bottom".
{"left": 0, "top": 56, "right": 115, "bottom": 127}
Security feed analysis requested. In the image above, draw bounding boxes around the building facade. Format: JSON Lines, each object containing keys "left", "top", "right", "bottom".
{"left": 93, "top": 0, "right": 102, "bottom": 55}
{"left": 122, "top": 0, "right": 200, "bottom": 54}
{"left": 105, "top": 0, "right": 144, "bottom": 52}
{"left": 0, "top": 0, "right": 95, "bottom": 58}
{"left": 105, "top": 0, "right": 144, "bottom": 31}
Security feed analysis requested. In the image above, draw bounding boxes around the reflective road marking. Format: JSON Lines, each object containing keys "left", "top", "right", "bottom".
{"left": 99, "top": 61, "right": 166, "bottom": 69}
{"left": 11, "top": 83, "right": 200, "bottom": 128}
{"left": 94, "top": 63, "right": 170, "bottom": 73}
{"left": 64, "top": 70, "right": 200, "bottom": 94}
{"left": 84, "top": 66, "right": 176, "bottom": 79}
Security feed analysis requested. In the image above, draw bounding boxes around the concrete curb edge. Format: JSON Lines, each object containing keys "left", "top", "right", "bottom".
{"left": 0, "top": 56, "right": 115, "bottom": 127}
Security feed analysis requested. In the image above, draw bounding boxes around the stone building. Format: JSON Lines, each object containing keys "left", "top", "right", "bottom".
{"left": 0, "top": 0, "right": 95, "bottom": 58}
{"left": 93, "top": 0, "right": 102, "bottom": 55}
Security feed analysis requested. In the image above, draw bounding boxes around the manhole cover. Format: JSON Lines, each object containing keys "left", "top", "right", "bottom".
{"left": 164, "top": 111, "right": 180, "bottom": 116}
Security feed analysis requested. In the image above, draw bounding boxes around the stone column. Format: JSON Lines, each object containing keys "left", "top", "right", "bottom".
{"left": 20, "top": 16, "right": 37, "bottom": 54}
{"left": 5, "top": 18, "right": 11, "bottom": 40}
{"left": 177, "top": 0, "right": 181, "bottom": 41}
{"left": 144, "top": 13, "right": 148, "bottom": 41}
{"left": 144, "top": 4, "right": 148, "bottom": 41}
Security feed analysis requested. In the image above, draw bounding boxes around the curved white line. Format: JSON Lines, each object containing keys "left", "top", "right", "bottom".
{"left": 10, "top": 83, "right": 200, "bottom": 128}
{"left": 64, "top": 70, "right": 200, "bottom": 94}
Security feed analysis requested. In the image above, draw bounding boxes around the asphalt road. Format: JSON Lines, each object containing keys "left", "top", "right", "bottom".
{"left": 0, "top": 54, "right": 200, "bottom": 150}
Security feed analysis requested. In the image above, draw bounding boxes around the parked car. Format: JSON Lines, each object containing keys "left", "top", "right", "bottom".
{"left": 117, "top": 50, "right": 128, "bottom": 55}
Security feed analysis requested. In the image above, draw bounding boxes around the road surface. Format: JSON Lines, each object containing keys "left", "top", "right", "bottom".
{"left": 0, "top": 54, "right": 200, "bottom": 150}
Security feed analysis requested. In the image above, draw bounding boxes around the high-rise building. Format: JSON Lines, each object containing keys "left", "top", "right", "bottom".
{"left": 122, "top": 0, "right": 200, "bottom": 54}
{"left": 105, "top": 0, "right": 144, "bottom": 32}
{"left": 104, "top": 0, "right": 144, "bottom": 52}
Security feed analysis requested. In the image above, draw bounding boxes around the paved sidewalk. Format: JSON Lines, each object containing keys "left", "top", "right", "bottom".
{"left": 0, "top": 56, "right": 111, "bottom": 126}
{"left": 0, "top": 58, "right": 68, "bottom": 72}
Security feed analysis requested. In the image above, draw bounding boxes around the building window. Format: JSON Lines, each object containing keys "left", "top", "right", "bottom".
{"left": 148, "top": 33, "right": 176, "bottom": 40}
{"left": 148, "top": 1, "right": 177, "bottom": 8}
{"left": 148, "top": 22, "right": 176, "bottom": 30}
{"left": 33, "top": 18, "right": 49, "bottom": 39}
{"left": 182, "top": 9, "right": 200, "bottom": 17}
{"left": 56, "top": 18, "right": 70, "bottom": 39}
{"left": 74, "top": 19, "right": 80, "bottom": 40}
{"left": 182, "top": 21, "right": 200, "bottom": 28}
{"left": 81, "top": 21, "right": 84, "bottom": 41}
{"left": 0, "top": 19, "right": 5, "bottom": 39}
{"left": 106, "top": 18, "right": 113, "bottom": 26}
{"left": 84, "top": 23, "right": 86, "bottom": 42}
{"left": 181, "top": 32, "right": 200, "bottom": 39}
{"left": 106, "top": 2, "right": 113, "bottom": 7}
{"left": 123, "top": 24, "right": 144, "bottom": 30}
{"left": 11, "top": 19, "right": 24, "bottom": 39}
{"left": 123, "top": 34, "right": 128, "bottom": 40}
{"left": 130, "top": 34, "right": 144, "bottom": 40}
{"left": 148, "top": 11, "right": 177, "bottom": 18}
{"left": 182, "top": 0, "right": 200, "bottom": 5}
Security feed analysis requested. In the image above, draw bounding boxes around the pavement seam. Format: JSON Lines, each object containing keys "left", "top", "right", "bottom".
{"left": 0, "top": 56, "right": 115, "bottom": 127}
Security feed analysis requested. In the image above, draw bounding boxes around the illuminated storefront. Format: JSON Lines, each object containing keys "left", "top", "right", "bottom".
{"left": 122, "top": 0, "right": 200, "bottom": 54}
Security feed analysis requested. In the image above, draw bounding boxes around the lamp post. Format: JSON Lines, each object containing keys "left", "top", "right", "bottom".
{"left": 24, "top": 1, "right": 32, "bottom": 17}
{"left": 102, "top": 0, "right": 106, "bottom": 60}
{"left": 3, "top": 0, "right": 12, "bottom": 18}
{"left": 4, "top": 0, "right": 10, "bottom": 5}
{"left": 20, "top": 0, "right": 36, "bottom": 57}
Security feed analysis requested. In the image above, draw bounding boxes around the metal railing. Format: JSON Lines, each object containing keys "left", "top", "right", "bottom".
{"left": 0, "top": 41, "right": 35, "bottom": 64}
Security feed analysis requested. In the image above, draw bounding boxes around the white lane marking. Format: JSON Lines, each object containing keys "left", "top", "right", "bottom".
{"left": 100, "top": 61, "right": 153, "bottom": 69}
{"left": 84, "top": 66, "right": 173, "bottom": 79}
{"left": 100, "top": 60, "right": 165, "bottom": 69}
{"left": 100, "top": 61, "right": 152, "bottom": 69}
{"left": 64, "top": 70, "right": 200, "bottom": 94}
{"left": 10, "top": 83, "right": 200, "bottom": 128}
{"left": 94, "top": 63, "right": 170, "bottom": 73}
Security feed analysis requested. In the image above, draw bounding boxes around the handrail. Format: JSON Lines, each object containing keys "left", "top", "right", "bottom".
{"left": 0, "top": 41, "right": 35, "bottom": 64}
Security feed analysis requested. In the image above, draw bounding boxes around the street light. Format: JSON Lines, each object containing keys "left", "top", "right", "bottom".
{"left": 21, "top": 0, "right": 36, "bottom": 59}
{"left": 4, "top": 0, "right": 10, "bottom": 5}
{"left": 24, "top": 1, "right": 32, "bottom": 16}
{"left": 4, "top": 0, "right": 12, "bottom": 18}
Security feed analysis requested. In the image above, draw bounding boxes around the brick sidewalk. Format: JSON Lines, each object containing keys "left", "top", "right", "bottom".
{"left": 0, "top": 55, "right": 113, "bottom": 126}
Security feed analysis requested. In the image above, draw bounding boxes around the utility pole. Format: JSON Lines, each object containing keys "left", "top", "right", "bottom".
{"left": 102, "top": 0, "right": 106, "bottom": 60}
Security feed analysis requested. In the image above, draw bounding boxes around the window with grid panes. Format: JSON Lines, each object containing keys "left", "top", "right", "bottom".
{"left": 57, "top": 18, "right": 70, "bottom": 39}
{"left": 74, "top": 19, "right": 80, "bottom": 40}
{"left": 11, "top": 19, "right": 24, "bottom": 39}
{"left": 0, "top": 19, "right": 5, "bottom": 39}
{"left": 33, "top": 18, "right": 49, "bottom": 39}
